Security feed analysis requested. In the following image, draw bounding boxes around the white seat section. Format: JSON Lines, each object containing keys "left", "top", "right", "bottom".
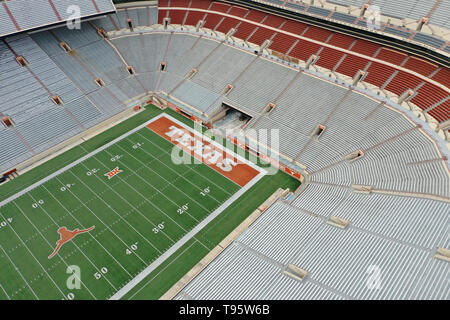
{"left": 227, "top": 58, "right": 299, "bottom": 115}
{"left": 111, "top": 33, "right": 170, "bottom": 74}
{"left": 14, "top": 106, "right": 81, "bottom": 153}
{"left": 331, "top": 193, "right": 450, "bottom": 249}
{"left": 179, "top": 196, "right": 449, "bottom": 300}
{"left": 317, "top": 0, "right": 447, "bottom": 28}
{"left": 0, "top": 127, "right": 31, "bottom": 172}
{"left": 292, "top": 183, "right": 352, "bottom": 217}
{"left": 0, "top": 24, "right": 448, "bottom": 301}
{"left": 164, "top": 36, "right": 219, "bottom": 79}
{"left": 270, "top": 73, "right": 348, "bottom": 136}
{"left": 0, "top": 0, "right": 115, "bottom": 38}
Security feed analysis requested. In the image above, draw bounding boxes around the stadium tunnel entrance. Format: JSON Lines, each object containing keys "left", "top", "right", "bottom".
{"left": 209, "top": 103, "right": 252, "bottom": 132}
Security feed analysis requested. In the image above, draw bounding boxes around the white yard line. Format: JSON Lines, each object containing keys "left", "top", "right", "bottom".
{"left": 83, "top": 149, "right": 202, "bottom": 247}
{"left": 75, "top": 160, "right": 173, "bottom": 252}
{"left": 96, "top": 146, "right": 210, "bottom": 250}
{"left": 66, "top": 170, "right": 163, "bottom": 255}
{"left": 77, "top": 145, "right": 187, "bottom": 242}
{"left": 107, "top": 144, "right": 209, "bottom": 223}
{"left": 41, "top": 184, "right": 134, "bottom": 279}
{"left": 124, "top": 135, "right": 227, "bottom": 203}
{"left": 110, "top": 169, "right": 265, "bottom": 300}
{"left": 0, "top": 244, "right": 38, "bottom": 300}
{"left": 0, "top": 114, "right": 167, "bottom": 209}
{"left": 13, "top": 199, "right": 98, "bottom": 299}
{"left": 0, "top": 210, "right": 67, "bottom": 299}
{"left": 54, "top": 175, "right": 149, "bottom": 267}
{"left": 0, "top": 283, "right": 11, "bottom": 300}
{"left": 136, "top": 131, "right": 234, "bottom": 197}
{"left": 127, "top": 240, "right": 197, "bottom": 300}
{"left": 26, "top": 192, "right": 118, "bottom": 293}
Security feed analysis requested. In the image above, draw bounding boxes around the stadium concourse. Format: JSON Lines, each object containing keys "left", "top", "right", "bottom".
{"left": 0, "top": 0, "right": 449, "bottom": 300}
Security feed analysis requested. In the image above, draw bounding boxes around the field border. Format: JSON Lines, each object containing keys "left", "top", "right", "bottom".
{"left": 0, "top": 110, "right": 267, "bottom": 300}
{"left": 0, "top": 114, "right": 166, "bottom": 209}
{"left": 149, "top": 113, "right": 265, "bottom": 175}
{"left": 109, "top": 113, "right": 267, "bottom": 299}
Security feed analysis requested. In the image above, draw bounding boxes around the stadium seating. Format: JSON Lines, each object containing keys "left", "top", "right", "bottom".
{"left": 0, "top": 19, "right": 151, "bottom": 173}
{"left": 106, "top": 31, "right": 450, "bottom": 200}
{"left": 177, "top": 193, "right": 449, "bottom": 299}
{"left": 0, "top": 1, "right": 448, "bottom": 301}
{"left": 254, "top": 0, "right": 449, "bottom": 51}
{"left": 156, "top": 2, "right": 449, "bottom": 124}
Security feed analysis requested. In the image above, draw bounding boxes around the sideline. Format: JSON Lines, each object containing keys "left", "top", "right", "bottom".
{"left": 110, "top": 113, "right": 267, "bottom": 299}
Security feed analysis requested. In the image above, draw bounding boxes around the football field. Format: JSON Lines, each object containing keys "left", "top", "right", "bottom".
{"left": 0, "top": 112, "right": 266, "bottom": 300}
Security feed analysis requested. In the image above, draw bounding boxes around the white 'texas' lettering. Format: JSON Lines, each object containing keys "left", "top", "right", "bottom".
{"left": 217, "top": 158, "right": 237, "bottom": 172}
{"left": 165, "top": 125, "right": 238, "bottom": 172}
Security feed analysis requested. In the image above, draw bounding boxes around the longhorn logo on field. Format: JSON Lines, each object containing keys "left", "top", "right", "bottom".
{"left": 49, "top": 226, "right": 95, "bottom": 259}
{"left": 104, "top": 167, "right": 123, "bottom": 179}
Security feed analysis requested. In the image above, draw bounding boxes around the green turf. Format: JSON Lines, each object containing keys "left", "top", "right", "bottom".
{"left": 0, "top": 106, "right": 164, "bottom": 203}
{"left": 0, "top": 104, "right": 301, "bottom": 300}
{"left": 122, "top": 169, "right": 299, "bottom": 300}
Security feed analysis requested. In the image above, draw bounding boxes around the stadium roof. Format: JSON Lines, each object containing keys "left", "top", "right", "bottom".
{"left": 0, "top": 0, "right": 116, "bottom": 38}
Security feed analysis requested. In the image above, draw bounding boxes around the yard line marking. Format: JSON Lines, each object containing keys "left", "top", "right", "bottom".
{"left": 90, "top": 146, "right": 210, "bottom": 251}
{"left": 146, "top": 115, "right": 261, "bottom": 186}
{"left": 0, "top": 113, "right": 168, "bottom": 210}
{"left": 0, "top": 244, "right": 38, "bottom": 300}
{"left": 0, "top": 283, "right": 10, "bottom": 300}
{"left": 110, "top": 168, "right": 266, "bottom": 300}
{"left": 0, "top": 210, "right": 67, "bottom": 299}
{"left": 123, "top": 136, "right": 225, "bottom": 204}
{"left": 127, "top": 240, "right": 197, "bottom": 300}
{"left": 66, "top": 170, "right": 163, "bottom": 255}
{"left": 76, "top": 157, "right": 179, "bottom": 246}
{"left": 113, "top": 142, "right": 218, "bottom": 222}
{"left": 41, "top": 184, "right": 134, "bottom": 278}
{"left": 104, "top": 145, "right": 202, "bottom": 223}
{"left": 54, "top": 175, "right": 149, "bottom": 266}
{"left": 27, "top": 192, "right": 118, "bottom": 293}
{"left": 136, "top": 131, "right": 233, "bottom": 197}
{"left": 12, "top": 200, "right": 98, "bottom": 299}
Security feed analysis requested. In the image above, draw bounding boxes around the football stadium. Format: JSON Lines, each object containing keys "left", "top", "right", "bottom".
{"left": 0, "top": 0, "right": 449, "bottom": 304}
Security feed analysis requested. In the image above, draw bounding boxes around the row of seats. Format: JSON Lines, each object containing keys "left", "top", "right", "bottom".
{"left": 2, "top": 2, "right": 446, "bottom": 174}
{"left": 258, "top": 0, "right": 450, "bottom": 51}
{"left": 0, "top": 19, "right": 148, "bottom": 173}
{"left": 326, "top": 0, "right": 449, "bottom": 29}
{"left": 154, "top": 2, "right": 449, "bottom": 123}
{"left": 107, "top": 31, "right": 449, "bottom": 199}
{"left": 176, "top": 191, "right": 449, "bottom": 299}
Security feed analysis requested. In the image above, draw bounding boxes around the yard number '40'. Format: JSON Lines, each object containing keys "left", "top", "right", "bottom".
{"left": 125, "top": 242, "right": 138, "bottom": 255}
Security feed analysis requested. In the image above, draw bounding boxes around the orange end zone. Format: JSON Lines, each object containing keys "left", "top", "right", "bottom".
{"left": 147, "top": 116, "right": 260, "bottom": 187}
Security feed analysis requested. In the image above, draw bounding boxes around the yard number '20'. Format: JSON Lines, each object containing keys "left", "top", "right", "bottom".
{"left": 177, "top": 204, "right": 189, "bottom": 215}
